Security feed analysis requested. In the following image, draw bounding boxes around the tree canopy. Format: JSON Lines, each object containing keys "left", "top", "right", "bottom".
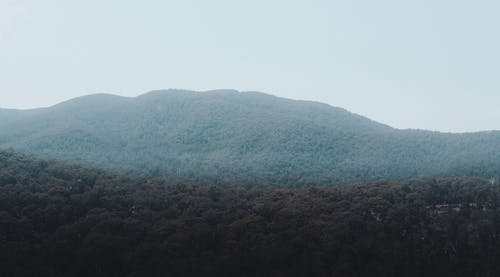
{"left": 2, "top": 150, "right": 500, "bottom": 276}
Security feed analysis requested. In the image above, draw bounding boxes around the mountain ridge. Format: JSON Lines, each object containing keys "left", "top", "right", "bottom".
{"left": 0, "top": 90, "right": 398, "bottom": 133}
{"left": 3, "top": 89, "right": 499, "bottom": 134}
{"left": 1, "top": 89, "right": 500, "bottom": 186}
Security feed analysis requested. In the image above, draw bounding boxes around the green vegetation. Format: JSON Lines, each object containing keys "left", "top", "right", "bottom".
{"left": 1, "top": 90, "right": 500, "bottom": 186}
{"left": 2, "top": 150, "right": 500, "bottom": 276}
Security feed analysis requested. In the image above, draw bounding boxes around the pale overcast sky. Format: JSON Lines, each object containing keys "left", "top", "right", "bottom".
{"left": 1, "top": 0, "right": 499, "bottom": 132}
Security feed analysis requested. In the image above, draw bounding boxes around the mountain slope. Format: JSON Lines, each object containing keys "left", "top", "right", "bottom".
{"left": 1, "top": 89, "right": 500, "bottom": 185}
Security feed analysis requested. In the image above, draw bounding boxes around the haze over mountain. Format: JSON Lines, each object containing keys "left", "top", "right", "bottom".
{"left": 1, "top": 89, "right": 500, "bottom": 186}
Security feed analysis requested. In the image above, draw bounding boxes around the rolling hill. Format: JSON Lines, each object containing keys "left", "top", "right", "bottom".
{"left": 1, "top": 89, "right": 500, "bottom": 186}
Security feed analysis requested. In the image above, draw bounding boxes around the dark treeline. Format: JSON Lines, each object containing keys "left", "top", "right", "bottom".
{"left": 2, "top": 150, "right": 500, "bottom": 277}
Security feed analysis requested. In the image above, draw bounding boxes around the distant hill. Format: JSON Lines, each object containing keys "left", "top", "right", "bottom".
{"left": 1, "top": 89, "right": 500, "bottom": 186}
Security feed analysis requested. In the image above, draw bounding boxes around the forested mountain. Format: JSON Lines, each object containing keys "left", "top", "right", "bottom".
{"left": 1, "top": 89, "right": 500, "bottom": 186}
{"left": 3, "top": 149, "right": 500, "bottom": 277}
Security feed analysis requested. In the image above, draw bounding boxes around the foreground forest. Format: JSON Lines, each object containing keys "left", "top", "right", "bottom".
{"left": 2, "top": 150, "right": 500, "bottom": 277}
{"left": 2, "top": 90, "right": 500, "bottom": 186}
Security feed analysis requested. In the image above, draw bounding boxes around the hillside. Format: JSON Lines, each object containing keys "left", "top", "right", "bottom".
{"left": 1, "top": 89, "right": 500, "bottom": 185}
{"left": 2, "top": 149, "right": 500, "bottom": 277}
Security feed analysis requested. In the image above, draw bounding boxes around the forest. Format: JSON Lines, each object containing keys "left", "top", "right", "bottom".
{"left": 2, "top": 149, "right": 500, "bottom": 277}
{"left": 2, "top": 90, "right": 500, "bottom": 186}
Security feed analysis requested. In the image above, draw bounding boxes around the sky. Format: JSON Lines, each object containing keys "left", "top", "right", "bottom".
{"left": 1, "top": 0, "right": 499, "bottom": 132}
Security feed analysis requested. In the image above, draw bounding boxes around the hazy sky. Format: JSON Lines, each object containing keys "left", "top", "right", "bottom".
{"left": 1, "top": 0, "right": 499, "bottom": 132}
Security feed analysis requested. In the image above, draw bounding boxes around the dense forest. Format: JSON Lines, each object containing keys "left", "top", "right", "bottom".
{"left": 1, "top": 90, "right": 500, "bottom": 186}
{"left": 3, "top": 150, "right": 500, "bottom": 277}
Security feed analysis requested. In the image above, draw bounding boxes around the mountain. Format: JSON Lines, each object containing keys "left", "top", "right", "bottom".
{"left": 3, "top": 149, "right": 500, "bottom": 277}
{"left": 1, "top": 89, "right": 500, "bottom": 186}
